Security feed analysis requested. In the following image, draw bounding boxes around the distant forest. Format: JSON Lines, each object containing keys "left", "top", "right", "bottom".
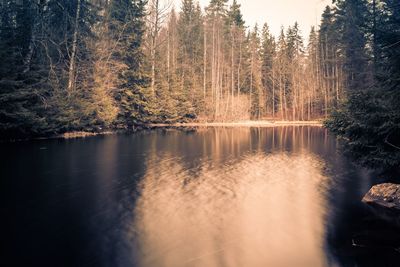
{"left": 0, "top": 0, "right": 399, "bottom": 150}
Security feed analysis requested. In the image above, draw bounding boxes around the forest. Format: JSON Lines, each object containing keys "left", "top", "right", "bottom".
{"left": 2, "top": 1, "right": 400, "bottom": 265}
{"left": 0, "top": 0, "right": 399, "bottom": 169}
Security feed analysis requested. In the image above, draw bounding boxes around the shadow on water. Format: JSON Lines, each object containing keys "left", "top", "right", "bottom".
{"left": 1, "top": 126, "right": 399, "bottom": 266}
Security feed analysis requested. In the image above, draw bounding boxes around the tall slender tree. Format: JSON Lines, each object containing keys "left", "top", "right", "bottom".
{"left": 261, "top": 23, "right": 276, "bottom": 118}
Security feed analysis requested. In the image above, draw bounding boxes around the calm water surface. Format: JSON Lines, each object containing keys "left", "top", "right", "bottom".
{"left": 2, "top": 127, "right": 399, "bottom": 266}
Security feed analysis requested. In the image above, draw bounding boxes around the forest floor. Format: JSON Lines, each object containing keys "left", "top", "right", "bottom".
{"left": 148, "top": 120, "right": 323, "bottom": 128}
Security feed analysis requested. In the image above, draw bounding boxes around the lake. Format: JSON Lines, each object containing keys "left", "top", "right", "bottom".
{"left": 2, "top": 126, "right": 399, "bottom": 266}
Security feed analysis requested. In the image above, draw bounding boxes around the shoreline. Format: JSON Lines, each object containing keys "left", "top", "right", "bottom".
{"left": 0, "top": 121, "right": 324, "bottom": 143}
{"left": 148, "top": 120, "right": 323, "bottom": 128}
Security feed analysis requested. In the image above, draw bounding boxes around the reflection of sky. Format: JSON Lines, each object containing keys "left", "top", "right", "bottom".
{"left": 132, "top": 127, "right": 331, "bottom": 267}
{"left": 172, "top": 0, "right": 331, "bottom": 40}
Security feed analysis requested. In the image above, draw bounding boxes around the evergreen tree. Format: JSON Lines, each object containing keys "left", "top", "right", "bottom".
{"left": 246, "top": 25, "right": 263, "bottom": 118}
{"left": 334, "top": 0, "right": 371, "bottom": 91}
{"left": 286, "top": 22, "right": 305, "bottom": 120}
{"left": 306, "top": 26, "right": 322, "bottom": 118}
{"left": 4, "top": 0, "right": 398, "bottom": 140}
{"left": 326, "top": 0, "right": 400, "bottom": 171}
{"left": 227, "top": 0, "right": 245, "bottom": 117}
{"left": 286, "top": 22, "right": 303, "bottom": 61}
{"left": 176, "top": 0, "right": 204, "bottom": 117}
{"left": 0, "top": 1, "right": 51, "bottom": 138}
{"left": 261, "top": 23, "right": 276, "bottom": 117}
{"left": 276, "top": 28, "right": 288, "bottom": 120}
{"left": 226, "top": 0, "right": 244, "bottom": 27}
{"left": 108, "top": 0, "right": 153, "bottom": 127}
{"left": 205, "top": 0, "right": 228, "bottom": 120}
{"left": 319, "top": 5, "right": 345, "bottom": 116}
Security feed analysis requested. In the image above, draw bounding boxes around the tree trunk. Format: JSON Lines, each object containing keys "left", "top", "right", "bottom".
{"left": 67, "top": 0, "right": 82, "bottom": 94}
{"left": 272, "top": 68, "right": 275, "bottom": 119}
{"left": 150, "top": 0, "right": 160, "bottom": 95}
{"left": 231, "top": 27, "right": 235, "bottom": 112}
{"left": 203, "top": 22, "right": 207, "bottom": 99}
{"left": 237, "top": 35, "right": 242, "bottom": 96}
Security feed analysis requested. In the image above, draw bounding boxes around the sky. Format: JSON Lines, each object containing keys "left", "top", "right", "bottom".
{"left": 173, "top": 0, "right": 331, "bottom": 40}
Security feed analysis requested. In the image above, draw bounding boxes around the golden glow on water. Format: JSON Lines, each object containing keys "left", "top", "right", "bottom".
{"left": 2, "top": 126, "right": 378, "bottom": 266}
{"left": 132, "top": 127, "right": 331, "bottom": 267}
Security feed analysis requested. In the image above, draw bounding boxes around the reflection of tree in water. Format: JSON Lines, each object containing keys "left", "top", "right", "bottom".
{"left": 87, "top": 134, "right": 151, "bottom": 267}
{"left": 82, "top": 127, "right": 400, "bottom": 267}
{"left": 323, "top": 157, "right": 400, "bottom": 267}
{"left": 7, "top": 127, "right": 399, "bottom": 267}
{"left": 131, "top": 127, "right": 333, "bottom": 267}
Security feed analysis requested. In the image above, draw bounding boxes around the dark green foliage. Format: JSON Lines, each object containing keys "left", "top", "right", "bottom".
{"left": 226, "top": 0, "right": 244, "bottom": 27}
{"left": 261, "top": 23, "right": 276, "bottom": 116}
{"left": 326, "top": 0, "right": 400, "bottom": 171}
{"left": 208, "top": 0, "right": 228, "bottom": 13}
{"left": 0, "top": 79, "right": 49, "bottom": 138}
{"left": 0, "top": 0, "right": 49, "bottom": 138}
{"left": 286, "top": 22, "right": 304, "bottom": 61}
{"left": 0, "top": 0, "right": 398, "bottom": 149}
{"left": 176, "top": 0, "right": 204, "bottom": 104}
{"left": 326, "top": 89, "right": 400, "bottom": 169}
{"left": 334, "top": 0, "right": 371, "bottom": 91}
{"left": 0, "top": 0, "right": 154, "bottom": 138}
{"left": 109, "top": 0, "right": 154, "bottom": 128}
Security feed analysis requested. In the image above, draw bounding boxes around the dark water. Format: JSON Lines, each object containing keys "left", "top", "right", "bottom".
{"left": 2, "top": 127, "right": 399, "bottom": 267}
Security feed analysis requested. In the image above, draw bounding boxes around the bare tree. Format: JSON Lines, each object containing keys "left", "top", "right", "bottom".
{"left": 67, "top": 0, "right": 82, "bottom": 94}
{"left": 146, "top": 0, "right": 171, "bottom": 95}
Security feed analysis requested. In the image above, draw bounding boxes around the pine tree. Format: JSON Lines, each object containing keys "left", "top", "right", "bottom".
{"left": 226, "top": 0, "right": 245, "bottom": 117}
{"left": 108, "top": 0, "right": 153, "bottom": 127}
{"left": 306, "top": 26, "right": 321, "bottom": 119}
{"left": 0, "top": 0, "right": 50, "bottom": 138}
{"left": 176, "top": 0, "right": 204, "bottom": 117}
{"left": 261, "top": 23, "right": 276, "bottom": 117}
{"left": 276, "top": 28, "right": 288, "bottom": 120}
{"left": 319, "top": 5, "right": 344, "bottom": 117}
{"left": 286, "top": 22, "right": 305, "bottom": 120}
{"left": 205, "top": 0, "right": 228, "bottom": 120}
{"left": 245, "top": 25, "right": 263, "bottom": 118}
{"left": 334, "top": 0, "right": 371, "bottom": 91}
{"left": 326, "top": 0, "right": 400, "bottom": 170}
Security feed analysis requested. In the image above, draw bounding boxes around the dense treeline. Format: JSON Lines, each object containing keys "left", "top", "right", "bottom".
{"left": 0, "top": 0, "right": 399, "bottom": 148}
{"left": 151, "top": 0, "right": 343, "bottom": 122}
{"left": 0, "top": 0, "right": 150, "bottom": 138}
{"left": 325, "top": 0, "right": 400, "bottom": 171}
